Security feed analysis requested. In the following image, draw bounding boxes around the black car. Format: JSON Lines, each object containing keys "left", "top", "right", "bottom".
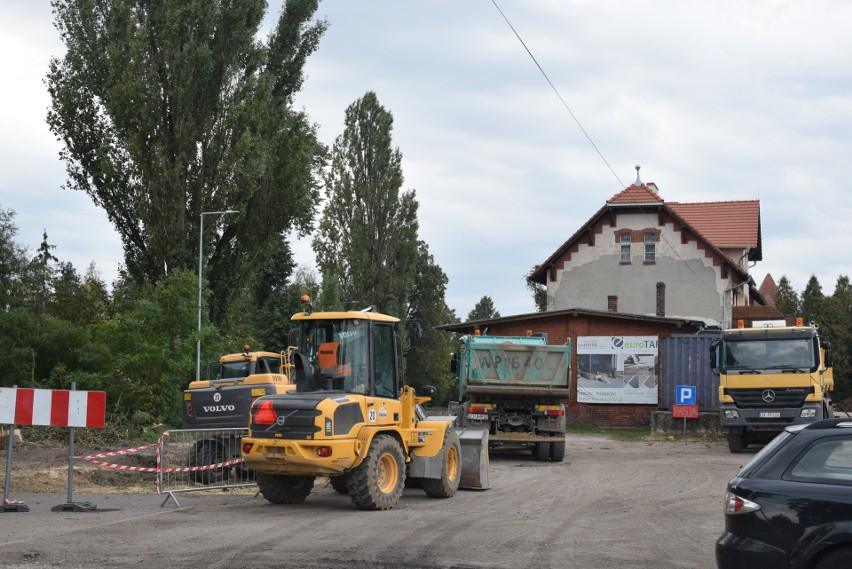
{"left": 716, "top": 418, "right": 852, "bottom": 569}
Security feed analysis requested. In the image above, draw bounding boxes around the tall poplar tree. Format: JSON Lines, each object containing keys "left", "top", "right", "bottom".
{"left": 46, "top": 0, "right": 327, "bottom": 323}
{"left": 312, "top": 91, "right": 419, "bottom": 319}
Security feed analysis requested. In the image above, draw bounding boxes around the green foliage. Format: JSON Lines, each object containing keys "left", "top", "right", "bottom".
{"left": 88, "top": 270, "right": 198, "bottom": 425}
{"left": 467, "top": 295, "right": 501, "bottom": 322}
{"left": 774, "top": 275, "right": 800, "bottom": 316}
{"left": 0, "top": 207, "right": 28, "bottom": 309}
{"left": 526, "top": 265, "right": 548, "bottom": 312}
{"left": 405, "top": 242, "right": 458, "bottom": 403}
{"left": 312, "top": 91, "right": 419, "bottom": 319}
{"left": 46, "top": 0, "right": 327, "bottom": 324}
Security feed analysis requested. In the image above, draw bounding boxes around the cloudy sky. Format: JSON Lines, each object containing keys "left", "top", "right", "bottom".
{"left": 2, "top": 1, "right": 851, "bottom": 319}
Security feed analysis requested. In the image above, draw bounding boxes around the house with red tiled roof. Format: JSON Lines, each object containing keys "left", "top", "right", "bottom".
{"left": 528, "top": 168, "right": 766, "bottom": 327}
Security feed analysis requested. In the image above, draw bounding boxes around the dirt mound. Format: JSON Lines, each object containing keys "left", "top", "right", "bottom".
{"left": 1, "top": 441, "right": 157, "bottom": 494}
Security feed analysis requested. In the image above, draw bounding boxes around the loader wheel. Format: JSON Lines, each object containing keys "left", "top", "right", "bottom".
{"left": 187, "top": 440, "right": 226, "bottom": 485}
{"left": 422, "top": 429, "right": 461, "bottom": 499}
{"left": 347, "top": 434, "right": 405, "bottom": 510}
{"left": 549, "top": 440, "right": 566, "bottom": 462}
{"left": 256, "top": 472, "right": 315, "bottom": 504}
{"left": 329, "top": 475, "right": 349, "bottom": 494}
{"left": 534, "top": 442, "right": 550, "bottom": 462}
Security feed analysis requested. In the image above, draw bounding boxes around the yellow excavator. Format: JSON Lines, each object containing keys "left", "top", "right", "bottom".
{"left": 241, "top": 297, "right": 490, "bottom": 510}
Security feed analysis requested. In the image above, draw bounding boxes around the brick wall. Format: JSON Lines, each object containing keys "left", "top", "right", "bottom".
{"left": 473, "top": 312, "right": 702, "bottom": 428}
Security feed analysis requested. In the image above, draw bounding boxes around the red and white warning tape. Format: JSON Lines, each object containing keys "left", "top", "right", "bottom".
{"left": 70, "top": 442, "right": 156, "bottom": 460}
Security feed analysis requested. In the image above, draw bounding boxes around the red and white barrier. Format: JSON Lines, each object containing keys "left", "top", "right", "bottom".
{"left": 0, "top": 387, "right": 105, "bottom": 428}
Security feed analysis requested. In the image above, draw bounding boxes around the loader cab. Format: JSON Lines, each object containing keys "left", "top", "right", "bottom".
{"left": 292, "top": 309, "right": 401, "bottom": 399}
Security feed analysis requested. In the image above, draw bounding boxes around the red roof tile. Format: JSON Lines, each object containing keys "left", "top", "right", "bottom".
{"left": 667, "top": 200, "right": 760, "bottom": 249}
{"left": 607, "top": 184, "right": 664, "bottom": 204}
{"left": 758, "top": 274, "right": 778, "bottom": 307}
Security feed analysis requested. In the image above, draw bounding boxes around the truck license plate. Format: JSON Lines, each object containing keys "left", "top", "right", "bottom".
{"left": 467, "top": 413, "right": 489, "bottom": 421}
{"left": 758, "top": 411, "right": 781, "bottom": 418}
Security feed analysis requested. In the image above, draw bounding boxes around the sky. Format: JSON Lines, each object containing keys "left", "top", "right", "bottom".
{"left": 2, "top": 0, "right": 851, "bottom": 319}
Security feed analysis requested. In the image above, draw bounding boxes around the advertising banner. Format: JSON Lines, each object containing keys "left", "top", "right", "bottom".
{"left": 577, "top": 336, "right": 658, "bottom": 404}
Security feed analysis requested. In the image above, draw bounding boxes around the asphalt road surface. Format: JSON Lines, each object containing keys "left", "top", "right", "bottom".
{"left": 3, "top": 434, "right": 749, "bottom": 569}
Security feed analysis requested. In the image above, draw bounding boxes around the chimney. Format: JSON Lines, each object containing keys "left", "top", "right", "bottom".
{"left": 608, "top": 295, "right": 618, "bottom": 312}
{"left": 656, "top": 282, "right": 665, "bottom": 317}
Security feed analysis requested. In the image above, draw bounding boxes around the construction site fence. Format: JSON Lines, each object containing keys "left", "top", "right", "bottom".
{"left": 156, "top": 428, "right": 257, "bottom": 507}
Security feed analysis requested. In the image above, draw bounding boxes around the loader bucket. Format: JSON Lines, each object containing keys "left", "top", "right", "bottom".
{"left": 454, "top": 427, "right": 491, "bottom": 490}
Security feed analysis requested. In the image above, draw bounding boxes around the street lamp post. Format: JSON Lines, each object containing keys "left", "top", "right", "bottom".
{"left": 197, "top": 210, "right": 239, "bottom": 381}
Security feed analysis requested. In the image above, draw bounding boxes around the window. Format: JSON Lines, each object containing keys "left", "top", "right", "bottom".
{"left": 373, "top": 324, "right": 398, "bottom": 398}
{"left": 786, "top": 438, "right": 852, "bottom": 485}
{"left": 620, "top": 234, "right": 631, "bottom": 263}
{"left": 644, "top": 233, "right": 656, "bottom": 262}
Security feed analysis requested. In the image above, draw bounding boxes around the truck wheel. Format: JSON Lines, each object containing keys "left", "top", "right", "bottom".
{"left": 534, "top": 442, "right": 550, "bottom": 461}
{"left": 422, "top": 429, "right": 462, "bottom": 499}
{"left": 256, "top": 472, "right": 315, "bottom": 504}
{"left": 727, "top": 433, "right": 746, "bottom": 454}
{"left": 347, "top": 434, "right": 405, "bottom": 510}
{"left": 549, "top": 440, "right": 566, "bottom": 462}
{"left": 329, "top": 475, "right": 349, "bottom": 494}
{"left": 187, "top": 440, "right": 226, "bottom": 485}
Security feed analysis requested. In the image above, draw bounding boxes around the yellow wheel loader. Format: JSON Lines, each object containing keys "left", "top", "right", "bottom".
{"left": 241, "top": 298, "right": 490, "bottom": 510}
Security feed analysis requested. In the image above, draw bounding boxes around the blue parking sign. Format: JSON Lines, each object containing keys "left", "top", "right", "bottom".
{"left": 676, "top": 385, "right": 696, "bottom": 406}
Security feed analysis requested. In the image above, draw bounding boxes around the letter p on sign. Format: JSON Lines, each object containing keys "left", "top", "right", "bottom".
{"left": 676, "top": 385, "right": 696, "bottom": 406}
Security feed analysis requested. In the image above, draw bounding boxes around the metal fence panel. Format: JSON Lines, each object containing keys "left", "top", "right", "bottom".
{"left": 659, "top": 334, "right": 720, "bottom": 411}
{"left": 158, "top": 428, "right": 256, "bottom": 507}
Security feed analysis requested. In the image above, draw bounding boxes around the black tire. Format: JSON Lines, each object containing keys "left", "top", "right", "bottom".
{"left": 329, "top": 475, "right": 349, "bottom": 494}
{"left": 187, "top": 441, "right": 226, "bottom": 485}
{"left": 816, "top": 547, "right": 852, "bottom": 569}
{"left": 549, "top": 439, "right": 566, "bottom": 462}
{"left": 534, "top": 442, "right": 551, "bottom": 461}
{"left": 422, "top": 429, "right": 462, "bottom": 499}
{"left": 347, "top": 434, "right": 405, "bottom": 510}
{"left": 256, "top": 472, "right": 315, "bottom": 504}
{"left": 727, "top": 433, "right": 746, "bottom": 454}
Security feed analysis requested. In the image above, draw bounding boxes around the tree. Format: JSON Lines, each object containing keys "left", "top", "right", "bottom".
{"left": 526, "top": 265, "right": 547, "bottom": 312}
{"left": 801, "top": 275, "right": 826, "bottom": 325}
{"left": 405, "top": 242, "right": 458, "bottom": 402}
{"left": 824, "top": 276, "right": 851, "bottom": 402}
{"left": 46, "top": 0, "right": 328, "bottom": 323}
{"left": 0, "top": 206, "right": 28, "bottom": 310}
{"left": 467, "top": 296, "right": 500, "bottom": 322}
{"left": 312, "top": 91, "right": 419, "bottom": 319}
{"left": 774, "top": 275, "right": 800, "bottom": 317}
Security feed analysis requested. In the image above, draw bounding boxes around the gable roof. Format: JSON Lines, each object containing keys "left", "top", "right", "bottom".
{"left": 667, "top": 200, "right": 761, "bottom": 253}
{"left": 529, "top": 182, "right": 762, "bottom": 288}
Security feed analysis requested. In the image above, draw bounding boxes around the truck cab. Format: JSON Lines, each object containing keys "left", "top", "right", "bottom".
{"left": 711, "top": 319, "right": 834, "bottom": 453}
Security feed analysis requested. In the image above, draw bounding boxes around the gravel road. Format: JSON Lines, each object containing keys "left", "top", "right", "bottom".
{"left": 3, "top": 434, "right": 747, "bottom": 569}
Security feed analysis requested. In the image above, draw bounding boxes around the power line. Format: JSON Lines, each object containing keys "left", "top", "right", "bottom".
{"left": 491, "top": 1, "right": 724, "bottom": 297}
{"left": 490, "top": 0, "right": 625, "bottom": 189}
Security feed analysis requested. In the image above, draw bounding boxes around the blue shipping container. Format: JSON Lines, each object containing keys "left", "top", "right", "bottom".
{"left": 659, "top": 334, "right": 720, "bottom": 411}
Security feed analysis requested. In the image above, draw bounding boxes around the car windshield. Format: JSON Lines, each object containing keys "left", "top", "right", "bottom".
{"left": 736, "top": 429, "right": 799, "bottom": 478}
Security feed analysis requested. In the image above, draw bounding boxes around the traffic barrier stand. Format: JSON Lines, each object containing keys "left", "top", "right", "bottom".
{"left": 156, "top": 428, "right": 256, "bottom": 508}
{"left": 2, "top": 422, "right": 29, "bottom": 513}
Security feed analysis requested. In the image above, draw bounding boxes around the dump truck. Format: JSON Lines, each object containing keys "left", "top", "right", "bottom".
{"left": 710, "top": 318, "right": 834, "bottom": 453}
{"left": 183, "top": 348, "right": 294, "bottom": 483}
{"left": 240, "top": 298, "right": 490, "bottom": 510}
{"left": 449, "top": 333, "right": 571, "bottom": 461}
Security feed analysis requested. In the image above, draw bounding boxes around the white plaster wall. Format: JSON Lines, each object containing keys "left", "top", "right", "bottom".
{"left": 546, "top": 213, "right": 737, "bottom": 325}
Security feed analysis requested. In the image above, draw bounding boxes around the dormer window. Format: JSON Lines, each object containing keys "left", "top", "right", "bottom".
{"left": 644, "top": 232, "right": 656, "bottom": 262}
{"left": 620, "top": 233, "right": 631, "bottom": 263}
